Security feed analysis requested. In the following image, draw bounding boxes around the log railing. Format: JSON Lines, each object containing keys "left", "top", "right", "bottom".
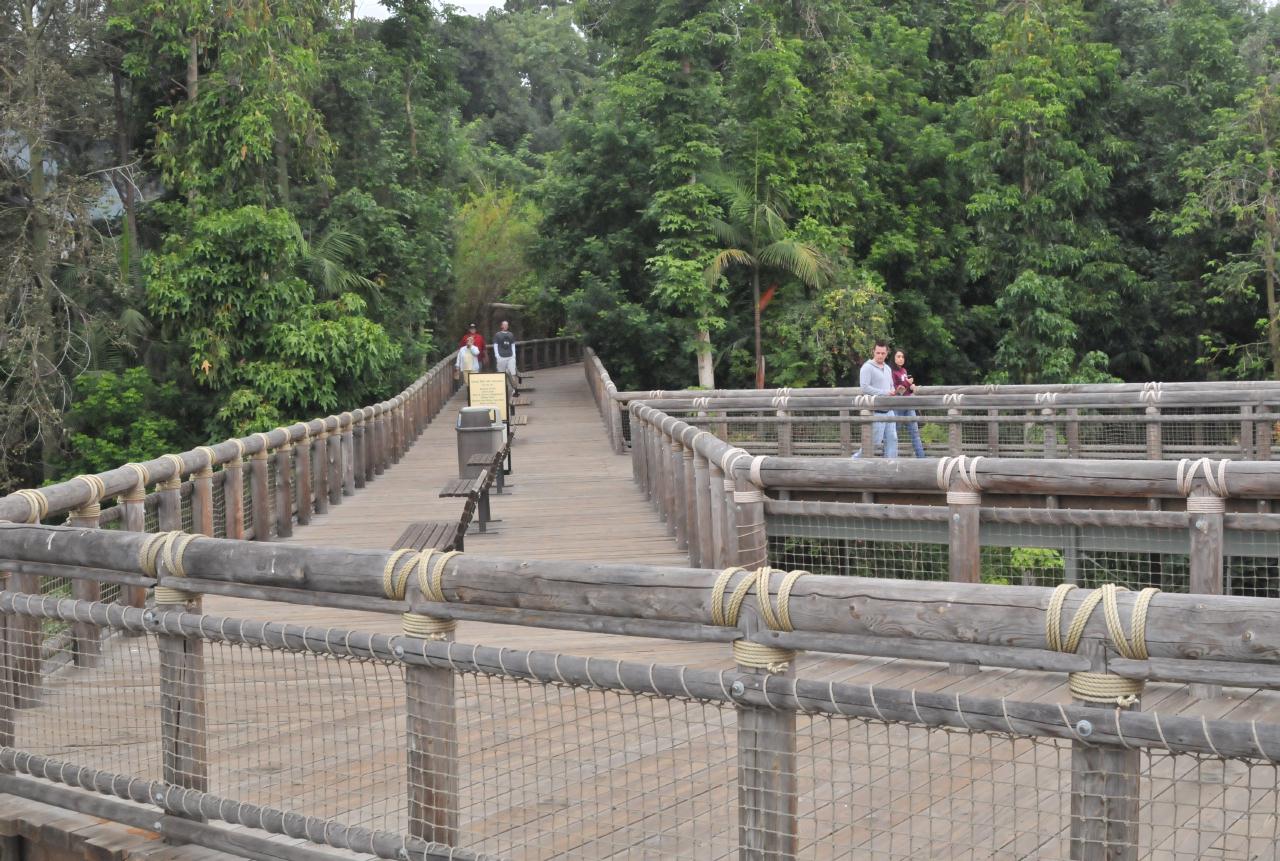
{"left": 629, "top": 401, "right": 1280, "bottom": 602}
{"left": 1, "top": 525, "right": 1280, "bottom": 859}
{"left": 610, "top": 383, "right": 1280, "bottom": 460}
{"left": 0, "top": 336, "right": 582, "bottom": 660}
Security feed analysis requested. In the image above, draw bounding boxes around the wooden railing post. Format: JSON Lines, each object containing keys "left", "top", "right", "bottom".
{"left": 373, "top": 409, "right": 387, "bottom": 476}
{"left": 191, "top": 449, "right": 216, "bottom": 537}
{"left": 152, "top": 566, "right": 207, "bottom": 824}
{"left": 776, "top": 408, "right": 792, "bottom": 457}
{"left": 947, "top": 484, "right": 981, "bottom": 585}
{"left": 313, "top": 430, "right": 330, "bottom": 516}
{"left": 275, "top": 438, "right": 294, "bottom": 539}
{"left": 1066, "top": 407, "right": 1081, "bottom": 457}
{"left": 1188, "top": 483, "right": 1225, "bottom": 699}
{"left": 670, "top": 439, "right": 687, "bottom": 549}
{"left": 859, "top": 410, "right": 873, "bottom": 457}
{"left": 391, "top": 402, "right": 404, "bottom": 464}
{"left": 681, "top": 444, "right": 697, "bottom": 562}
{"left": 947, "top": 408, "right": 963, "bottom": 455}
{"left": 1041, "top": 408, "right": 1058, "bottom": 459}
{"left": 1240, "top": 405, "right": 1255, "bottom": 459}
{"left": 693, "top": 449, "right": 713, "bottom": 568}
{"left": 294, "top": 434, "right": 312, "bottom": 527}
{"left": 987, "top": 409, "right": 1000, "bottom": 456}
{"left": 708, "top": 461, "right": 728, "bottom": 567}
{"left": 119, "top": 465, "right": 150, "bottom": 613}
{"left": 1069, "top": 642, "right": 1140, "bottom": 861}
{"left": 223, "top": 445, "right": 246, "bottom": 539}
{"left": 341, "top": 414, "right": 356, "bottom": 497}
{"left": 1145, "top": 406, "right": 1162, "bottom": 460}
{"left": 1255, "top": 400, "right": 1272, "bottom": 461}
{"left": 1, "top": 606, "right": 14, "bottom": 745}
{"left": 403, "top": 616, "right": 458, "bottom": 845}
{"left": 6, "top": 570, "right": 40, "bottom": 708}
{"left": 66, "top": 476, "right": 104, "bottom": 667}
{"left": 730, "top": 478, "right": 796, "bottom": 860}
{"left": 362, "top": 408, "right": 377, "bottom": 485}
{"left": 327, "top": 419, "right": 343, "bottom": 508}
{"left": 158, "top": 455, "right": 185, "bottom": 532}
{"left": 838, "top": 409, "right": 852, "bottom": 456}
{"left": 250, "top": 439, "right": 272, "bottom": 541}
{"left": 352, "top": 415, "right": 367, "bottom": 490}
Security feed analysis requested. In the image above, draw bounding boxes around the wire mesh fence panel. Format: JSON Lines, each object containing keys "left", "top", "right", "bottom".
{"left": 180, "top": 481, "right": 194, "bottom": 533}
{"left": 200, "top": 641, "right": 407, "bottom": 832}
{"left": 1142, "top": 750, "right": 1280, "bottom": 860}
{"left": 266, "top": 459, "right": 279, "bottom": 539}
{"left": 211, "top": 471, "right": 227, "bottom": 539}
{"left": 1224, "top": 527, "right": 1280, "bottom": 598}
{"left": 448, "top": 671, "right": 738, "bottom": 860}
{"left": 767, "top": 513, "right": 949, "bottom": 580}
{"left": 241, "top": 469, "right": 254, "bottom": 538}
{"left": 3, "top": 616, "right": 161, "bottom": 780}
{"left": 799, "top": 718, "right": 1072, "bottom": 860}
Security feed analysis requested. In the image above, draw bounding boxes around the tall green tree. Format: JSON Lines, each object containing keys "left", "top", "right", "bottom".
{"left": 954, "top": 0, "right": 1130, "bottom": 383}
{"left": 704, "top": 171, "right": 831, "bottom": 388}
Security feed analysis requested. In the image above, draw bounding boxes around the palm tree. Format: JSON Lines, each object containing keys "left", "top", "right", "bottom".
{"left": 704, "top": 172, "right": 830, "bottom": 388}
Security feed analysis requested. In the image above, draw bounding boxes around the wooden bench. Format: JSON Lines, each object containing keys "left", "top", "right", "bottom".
{"left": 440, "top": 467, "right": 495, "bottom": 532}
{"left": 510, "top": 414, "right": 529, "bottom": 427}
{"left": 391, "top": 507, "right": 472, "bottom": 553}
{"left": 467, "top": 447, "right": 508, "bottom": 494}
{"left": 512, "top": 396, "right": 532, "bottom": 407}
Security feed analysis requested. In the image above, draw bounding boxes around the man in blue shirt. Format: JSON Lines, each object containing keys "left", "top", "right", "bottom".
{"left": 852, "top": 340, "right": 898, "bottom": 458}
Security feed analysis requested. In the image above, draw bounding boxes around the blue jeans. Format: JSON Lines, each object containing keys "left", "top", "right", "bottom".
{"left": 893, "top": 408, "right": 925, "bottom": 458}
{"left": 853, "top": 412, "right": 898, "bottom": 458}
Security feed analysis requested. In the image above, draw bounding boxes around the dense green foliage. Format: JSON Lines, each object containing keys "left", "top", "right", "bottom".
{"left": 3, "top": 0, "right": 1280, "bottom": 492}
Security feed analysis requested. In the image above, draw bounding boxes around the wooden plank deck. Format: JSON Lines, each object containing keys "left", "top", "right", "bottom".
{"left": 16, "top": 363, "right": 1274, "bottom": 858}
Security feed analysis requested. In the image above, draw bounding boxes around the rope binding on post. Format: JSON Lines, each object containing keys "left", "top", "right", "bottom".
{"left": 159, "top": 454, "right": 185, "bottom": 490}
{"left": 710, "top": 566, "right": 808, "bottom": 674}
{"left": 120, "top": 464, "right": 150, "bottom": 503}
{"left": 1045, "top": 582, "right": 1159, "bottom": 706}
{"left": 382, "top": 549, "right": 461, "bottom": 640}
{"left": 69, "top": 474, "right": 107, "bottom": 519}
{"left": 14, "top": 488, "right": 49, "bottom": 524}
{"left": 139, "top": 530, "right": 202, "bottom": 604}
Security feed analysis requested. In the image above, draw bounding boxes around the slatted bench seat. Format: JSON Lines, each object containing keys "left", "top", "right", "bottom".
{"left": 512, "top": 396, "right": 532, "bottom": 407}
{"left": 510, "top": 415, "right": 529, "bottom": 426}
{"left": 440, "top": 467, "right": 494, "bottom": 532}
{"left": 439, "top": 477, "right": 479, "bottom": 498}
{"left": 391, "top": 519, "right": 467, "bottom": 553}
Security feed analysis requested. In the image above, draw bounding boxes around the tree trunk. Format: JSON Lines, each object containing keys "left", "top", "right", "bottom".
{"left": 752, "top": 267, "right": 763, "bottom": 389}
{"left": 22, "top": 1, "right": 59, "bottom": 480}
{"left": 274, "top": 118, "right": 291, "bottom": 205}
{"left": 111, "top": 69, "right": 139, "bottom": 279}
{"left": 187, "top": 34, "right": 199, "bottom": 100}
{"left": 696, "top": 329, "right": 715, "bottom": 389}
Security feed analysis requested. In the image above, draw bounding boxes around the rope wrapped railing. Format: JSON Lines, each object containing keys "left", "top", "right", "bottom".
{"left": 4, "top": 523, "right": 1280, "bottom": 687}
{"left": 3, "top": 576, "right": 1280, "bottom": 860}
{"left": 0, "top": 336, "right": 583, "bottom": 530}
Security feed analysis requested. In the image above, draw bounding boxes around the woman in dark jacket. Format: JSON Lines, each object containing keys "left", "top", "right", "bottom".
{"left": 891, "top": 349, "right": 926, "bottom": 458}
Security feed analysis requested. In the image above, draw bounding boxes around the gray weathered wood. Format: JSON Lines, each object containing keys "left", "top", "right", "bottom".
{"left": 275, "top": 445, "right": 294, "bottom": 539}
{"left": 249, "top": 451, "right": 271, "bottom": 542}
{"left": 0, "top": 611, "right": 13, "bottom": 747}
{"left": 157, "top": 590, "right": 208, "bottom": 821}
{"left": 294, "top": 437, "right": 312, "bottom": 527}
{"left": 405, "top": 656, "right": 458, "bottom": 844}
{"left": 1070, "top": 646, "right": 1139, "bottom": 861}
{"left": 191, "top": 469, "right": 215, "bottom": 537}
{"left": 328, "top": 421, "right": 343, "bottom": 506}
{"left": 64, "top": 506, "right": 102, "bottom": 668}
{"left": 694, "top": 452, "right": 713, "bottom": 569}
{"left": 14, "top": 523, "right": 1280, "bottom": 672}
{"left": 222, "top": 458, "right": 245, "bottom": 539}
{"left": 737, "top": 662, "right": 797, "bottom": 861}
{"left": 312, "top": 432, "right": 329, "bottom": 516}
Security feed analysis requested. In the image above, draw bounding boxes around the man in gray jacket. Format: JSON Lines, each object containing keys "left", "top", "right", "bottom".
{"left": 852, "top": 340, "right": 898, "bottom": 458}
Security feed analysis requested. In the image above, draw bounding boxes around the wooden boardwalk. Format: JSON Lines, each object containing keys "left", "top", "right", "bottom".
{"left": 20, "top": 363, "right": 1274, "bottom": 858}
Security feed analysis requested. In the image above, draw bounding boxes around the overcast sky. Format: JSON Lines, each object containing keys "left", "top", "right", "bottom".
{"left": 355, "top": 0, "right": 499, "bottom": 17}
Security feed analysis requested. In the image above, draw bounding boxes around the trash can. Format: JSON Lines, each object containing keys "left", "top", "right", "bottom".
{"left": 456, "top": 406, "right": 502, "bottom": 477}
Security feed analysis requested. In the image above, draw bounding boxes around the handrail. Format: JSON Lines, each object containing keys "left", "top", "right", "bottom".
{"left": 0, "top": 335, "right": 582, "bottom": 526}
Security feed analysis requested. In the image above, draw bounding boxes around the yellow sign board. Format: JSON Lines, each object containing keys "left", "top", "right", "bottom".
{"left": 468, "top": 373, "right": 509, "bottom": 420}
